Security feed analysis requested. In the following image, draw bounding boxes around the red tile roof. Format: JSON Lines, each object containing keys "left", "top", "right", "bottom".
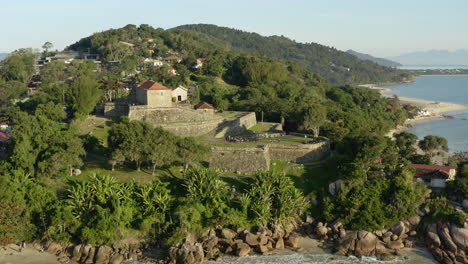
{"left": 164, "top": 56, "right": 181, "bottom": 61}
{"left": 0, "top": 132, "right": 9, "bottom": 142}
{"left": 412, "top": 164, "right": 456, "bottom": 180}
{"left": 138, "top": 80, "right": 170, "bottom": 91}
{"left": 195, "top": 102, "right": 214, "bottom": 110}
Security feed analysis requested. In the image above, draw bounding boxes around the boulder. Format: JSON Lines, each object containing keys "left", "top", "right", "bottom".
{"left": 355, "top": 231, "right": 378, "bottom": 256}
{"left": 408, "top": 216, "right": 421, "bottom": 227}
{"left": 391, "top": 221, "right": 406, "bottom": 237}
{"left": 339, "top": 228, "right": 347, "bottom": 238}
{"left": 409, "top": 230, "right": 417, "bottom": 236}
{"left": 235, "top": 242, "right": 251, "bottom": 257}
{"left": 316, "top": 224, "right": 328, "bottom": 238}
{"left": 336, "top": 231, "right": 357, "bottom": 255}
{"left": 256, "top": 244, "right": 269, "bottom": 254}
{"left": 275, "top": 237, "right": 284, "bottom": 249}
{"left": 438, "top": 224, "right": 458, "bottom": 252}
{"left": 84, "top": 247, "right": 96, "bottom": 264}
{"left": 426, "top": 224, "right": 441, "bottom": 248}
{"left": 305, "top": 216, "right": 314, "bottom": 224}
{"left": 285, "top": 233, "right": 301, "bottom": 248}
{"left": 386, "top": 240, "right": 404, "bottom": 250}
{"left": 331, "top": 221, "right": 343, "bottom": 231}
{"left": 259, "top": 234, "right": 268, "bottom": 245}
{"left": 221, "top": 229, "right": 236, "bottom": 240}
{"left": 80, "top": 244, "right": 92, "bottom": 263}
{"left": 244, "top": 233, "right": 259, "bottom": 246}
{"left": 202, "top": 236, "right": 218, "bottom": 250}
{"left": 71, "top": 244, "right": 83, "bottom": 261}
{"left": 450, "top": 225, "right": 468, "bottom": 252}
{"left": 109, "top": 254, "right": 124, "bottom": 264}
{"left": 169, "top": 242, "right": 204, "bottom": 264}
{"left": 95, "top": 245, "right": 113, "bottom": 264}
{"left": 46, "top": 242, "right": 63, "bottom": 255}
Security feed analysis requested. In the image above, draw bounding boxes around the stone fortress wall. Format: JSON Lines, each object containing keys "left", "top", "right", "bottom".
{"left": 103, "top": 104, "right": 257, "bottom": 137}
{"left": 209, "top": 138, "right": 331, "bottom": 173}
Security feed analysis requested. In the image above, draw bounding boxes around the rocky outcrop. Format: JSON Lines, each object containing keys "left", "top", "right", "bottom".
{"left": 37, "top": 239, "right": 147, "bottom": 264}
{"left": 331, "top": 216, "right": 422, "bottom": 261}
{"left": 424, "top": 223, "right": 468, "bottom": 264}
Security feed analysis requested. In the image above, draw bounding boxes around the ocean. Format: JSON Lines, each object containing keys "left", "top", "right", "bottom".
{"left": 124, "top": 247, "right": 438, "bottom": 264}
{"left": 382, "top": 75, "right": 468, "bottom": 152}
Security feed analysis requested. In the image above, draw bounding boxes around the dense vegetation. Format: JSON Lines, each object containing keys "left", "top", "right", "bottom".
{"left": 0, "top": 24, "right": 464, "bottom": 250}
{"left": 174, "top": 24, "right": 411, "bottom": 84}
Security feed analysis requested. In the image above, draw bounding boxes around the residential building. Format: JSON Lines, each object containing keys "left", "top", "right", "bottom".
{"left": 168, "top": 67, "right": 178, "bottom": 75}
{"left": 135, "top": 80, "right": 172, "bottom": 107}
{"left": 172, "top": 86, "right": 188, "bottom": 102}
{"left": 194, "top": 58, "right": 206, "bottom": 68}
{"left": 412, "top": 164, "right": 456, "bottom": 188}
{"left": 195, "top": 101, "right": 214, "bottom": 113}
{"left": 163, "top": 56, "right": 182, "bottom": 63}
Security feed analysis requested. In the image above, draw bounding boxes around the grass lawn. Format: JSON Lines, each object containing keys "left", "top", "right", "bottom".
{"left": 270, "top": 159, "right": 339, "bottom": 194}
{"left": 249, "top": 123, "right": 277, "bottom": 133}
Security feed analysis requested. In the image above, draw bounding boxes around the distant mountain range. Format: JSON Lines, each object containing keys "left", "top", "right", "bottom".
{"left": 0, "top": 53, "right": 8, "bottom": 62}
{"left": 346, "top": 50, "right": 401, "bottom": 68}
{"left": 388, "top": 49, "right": 468, "bottom": 66}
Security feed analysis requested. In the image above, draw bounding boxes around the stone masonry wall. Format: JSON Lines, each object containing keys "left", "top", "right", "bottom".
{"left": 128, "top": 106, "right": 218, "bottom": 123}
{"left": 214, "top": 112, "right": 257, "bottom": 138}
{"left": 104, "top": 103, "right": 129, "bottom": 117}
{"left": 155, "top": 119, "right": 225, "bottom": 137}
{"left": 209, "top": 139, "right": 331, "bottom": 173}
{"left": 209, "top": 146, "right": 271, "bottom": 174}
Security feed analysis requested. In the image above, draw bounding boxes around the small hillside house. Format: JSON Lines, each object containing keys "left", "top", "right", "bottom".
{"left": 195, "top": 102, "right": 214, "bottom": 113}
{"left": 142, "top": 58, "right": 163, "bottom": 67}
{"left": 136, "top": 80, "right": 172, "bottom": 107}
{"left": 412, "top": 164, "right": 456, "bottom": 188}
{"left": 172, "top": 86, "right": 188, "bottom": 102}
{"left": 194, "top": 58, "right": 206, "bottom": 69}
{"left": 163, "top": 56, "right": 182, "bottom": 63}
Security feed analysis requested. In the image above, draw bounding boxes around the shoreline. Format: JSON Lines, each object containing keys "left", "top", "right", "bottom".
{"left": 359, "top": 84, "right": 468, "bottom": 138}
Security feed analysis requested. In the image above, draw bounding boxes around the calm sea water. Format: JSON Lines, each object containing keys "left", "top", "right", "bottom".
{"left": 125, "top": 248, "right": 438, "bottom": 264}
{"left": 382, "top": 75, "right": 468, "bottom": 152}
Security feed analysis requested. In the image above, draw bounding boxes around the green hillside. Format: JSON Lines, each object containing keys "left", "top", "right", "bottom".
{"left": 173, "top": 24, "right": 411, "bottom": 84}
{"left": 346, "top": 49, "right": 402, "bottom": 68}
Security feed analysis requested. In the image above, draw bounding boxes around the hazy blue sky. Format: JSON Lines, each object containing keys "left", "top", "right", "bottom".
{"left": 1, "top": 0, "right": 467, "bottom": 57}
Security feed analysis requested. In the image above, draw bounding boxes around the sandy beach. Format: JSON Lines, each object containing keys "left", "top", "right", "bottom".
{"left": 0, "top": 245, "right": 61, "bottom": 264}
{"left": 360, "top": 84, "right": 468, "bottom": 137}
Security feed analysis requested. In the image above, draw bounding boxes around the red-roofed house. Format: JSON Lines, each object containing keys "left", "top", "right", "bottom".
{"left": 136, "top": 80, "right": 172, "bottom": 107}
{"left": 195, "top": 102, "right": 214, "bottom": 113}
{"left": 163, "top": 56, "right": 182, "bottom": 63}
{"left": 194, "top": 58, "right": 206, "bottom": 69}
{"left": 168, "top": 67, "right": 178, "bottom": 75}
{"left": 0, "top": 132, "right": 9, "bottom": 142}
{"left": 412, "top": 164, "right": 456, "bottom": 188}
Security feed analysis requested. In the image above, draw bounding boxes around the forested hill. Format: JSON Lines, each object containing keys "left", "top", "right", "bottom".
{"left": 346, "top": 50, "right": 402, "bottom": 68}
{"left": 173, "top": 24, "right": 411, "bottom": 85}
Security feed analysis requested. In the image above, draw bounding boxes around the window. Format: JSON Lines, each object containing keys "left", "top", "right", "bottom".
{"left": 160, "top": 92, "right": 163, "bottom": 96}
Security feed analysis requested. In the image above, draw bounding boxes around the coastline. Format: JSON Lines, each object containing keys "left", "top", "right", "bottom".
{"left": 359, "top": 84, "right": 468, "bottom": 137}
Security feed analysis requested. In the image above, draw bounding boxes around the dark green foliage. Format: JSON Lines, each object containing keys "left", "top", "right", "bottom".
{"left": 174, "top": 24, "right": 412, "bottom": 85}
{"left": 418, "top": 135, "right": 449, "bottom": 155}
{"left": 6, "top": 109, "right": 85, "bottom": 178}
{"left": 322, "top": 166, "right": 428, "bottom": 230}
{"left": 69, "top": 75, "right": 102, "bottom": 117}
{"left": 425, "top": 198, "right": 465, "bottom": 226}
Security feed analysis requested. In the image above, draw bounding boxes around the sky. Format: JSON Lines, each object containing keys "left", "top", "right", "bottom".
{"left": 1, "top": 0, "right": 467, "bottom": 57}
